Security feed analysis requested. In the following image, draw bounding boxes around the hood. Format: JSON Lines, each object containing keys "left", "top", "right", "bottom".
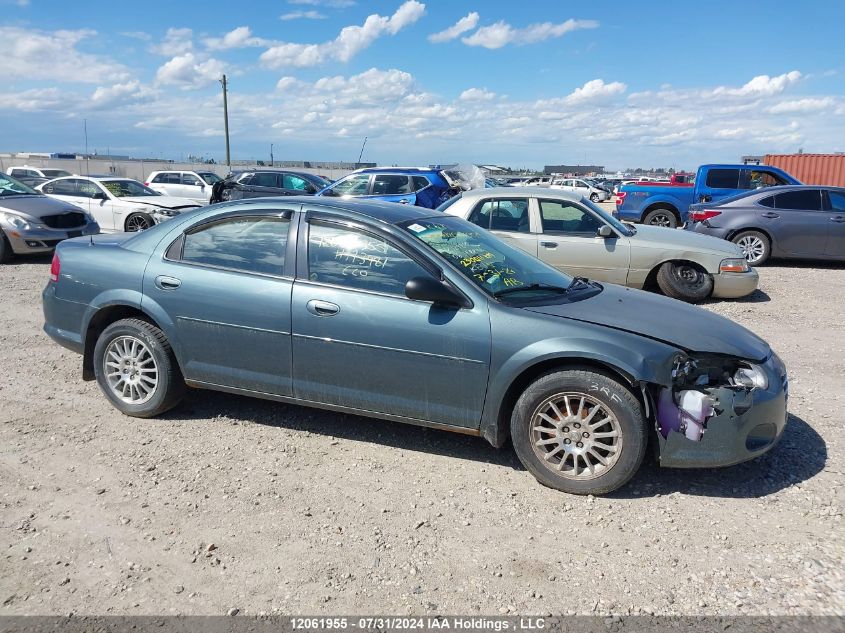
{"left": 0, "top": 194, "right": 85, "bottom": 219}
{"left": 120, "top": 196, "right": 200, "bottom": 209}
{"left": 630, "top": 224, "right": 743, "bottom": 256}
{"left": 524, "top": 283, "right": 770, "bottom": 361}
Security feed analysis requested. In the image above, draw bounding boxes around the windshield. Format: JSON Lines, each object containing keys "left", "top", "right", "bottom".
{"left": 41, "top": 169, "right": 72, "bottom": 178}
{"left": 101, "top": 179, "right": 161, "bottom": 197}
{"left": 0, "top": 173, "right": 39, "bottom": 196}
{"left": 583, "top": 199, "right": 635, "bottom": 236}
{"left": 197, "top": 172, "right": 222, "bottom": 184}
{"left": 402, "top": 216, "right": 582, "bottom": 302}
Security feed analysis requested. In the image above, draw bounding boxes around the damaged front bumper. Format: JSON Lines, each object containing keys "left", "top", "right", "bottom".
{"left": 656, "top": 353, "right": 788, "bottom": 468}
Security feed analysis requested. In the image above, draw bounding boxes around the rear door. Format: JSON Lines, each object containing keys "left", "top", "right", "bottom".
{"left": 823, "top": 190, "right": 845, "bottom": 258}
{"left": 759, "top": 189, "right": 829, "bottom": 256}
{"left": 143, "top": 210, "right": 295, "bottom": 395}
{"left": 535, "top": 198, "right": 630, "bottom": 284}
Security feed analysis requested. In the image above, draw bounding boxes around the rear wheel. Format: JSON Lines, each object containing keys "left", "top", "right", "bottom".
{"left": 732, "top": 230, "right": 770, "bottom": 266}
{"left": 510, "top": 369, "right": 647, "bottom": 495}
{"left": 643, "top": 207, "right": 678, "bottom": 228}
{"left": 0, "top": 230, "right": 13, "bottom": 264}
{"left": 656, "top": 261, "right": 714, "bottom": 302}
{"left": 125, "top": 213, "right": 154, "bottom": 232}
{"left": 93, "top": 318, "right": 185, "bottom": 417}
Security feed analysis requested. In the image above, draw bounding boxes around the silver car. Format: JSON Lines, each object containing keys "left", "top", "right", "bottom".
{"left": 439, "top": 188, "right": 758, "bottom": 302}
{"left": 550, "top": 178, "right": 611, "bottom": 202}
{"left": 0, "top": 172, "right": 99, "bottom": 264}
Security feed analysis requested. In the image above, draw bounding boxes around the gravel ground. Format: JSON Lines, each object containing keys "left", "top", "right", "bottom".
{"left": 1, "top": 251, "right": 843, "bottom": 617}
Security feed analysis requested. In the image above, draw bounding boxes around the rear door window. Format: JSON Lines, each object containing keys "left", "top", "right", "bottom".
{"left": 179, "top": 215, "right": 291, "bottom": 275}
{"left": 774, "top": 190, "right": 823, "bottom": 211}
{"left": 705, "top": 169, "right": 740, "bottom": 189}
{"left": 468, "top": 199, "right": 530, "bottom": 233}
{"left": 372, "top": 175, "right": 412, "bottom": 195}
{"left": 252, "top": 173, "right": 281, "bottom": 188}
{"left": 412, "top": 176, "right": 430, "bottom": 191}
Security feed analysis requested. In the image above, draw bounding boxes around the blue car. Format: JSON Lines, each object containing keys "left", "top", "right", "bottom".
{"left": 42, "top": 196, "right": 788, "bottom": 495}
{"left": 315, "top": 167, "right": 461, "bottom": 208}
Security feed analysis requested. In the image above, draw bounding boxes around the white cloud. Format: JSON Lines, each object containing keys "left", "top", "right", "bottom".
{"left": 121, "top": 31, "right": 152, "bottom": 41}
{"left": 0, "top": 27, "right": 128, "bottom": 82}
{"left": 91, "top": 80, "right": 155, "bottom": 108}
{"left": 260, "top": 1, "right": 426, "bottom": 68}
{"left": 0, "top": 87, "right": 67, "bottom": 111}
{"left": 462, "top": 18, "right": 598, "bottom": 49}
{"left": 767, "top": 97, "right": 834, "bottom": 114}
{"left": 155, "top": 53, "right": 225, "bottom": 89}
{"left": 713, "top": 70, "right": 801, "bottom": 97}
{"left": 428, "top": 11, "right": 478, "bottom": 43}
{"left": 459, "top": 87, "right": 495, "bottom": 101}
{"left": 563, "top": 78, "right": 626, "bottom": 105}
{"left": 280, "top": 10, "right": 327, "bottom": 20}
{"left": 204, "top": 26, "right": 269, "bottom": 50}
{"left": 150, "top": 27, "right": 193, "bottom": 56}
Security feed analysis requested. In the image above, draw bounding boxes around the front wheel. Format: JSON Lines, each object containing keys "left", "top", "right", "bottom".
{"left": 93, "top": 318, "right": 185, "bottom": 417}
{"left": 732, "top": 230, "right": 770, "bottom": 266}
{"left": 510, "top": 369, "right": 647, "bottom": 495}
{"left": 643, "top": 208, "right": 678, "bottom": 228}
{"left": 656, "top": 261, "right": 714, "bottom": 302}
{"left": 590, "top": 193, "right": 600, "bottom": 203}
{"left": 125, "top": 212, "right": 154, "bottom": 232}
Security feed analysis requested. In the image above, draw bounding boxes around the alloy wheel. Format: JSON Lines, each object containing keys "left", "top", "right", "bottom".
{"left": 126, "top": 215, "right": 152, "bottom": 232}
{"left": 649, "top": 213, "right": 673, "bottom": 227}
{"left": 530, "top": 392, "right": 622, "bottom": 480}
{"left": 103, "top": 336, "right": 159, "bottom": 404}
{"left": 737, "top": 235, "right": 765, "bottom": 263}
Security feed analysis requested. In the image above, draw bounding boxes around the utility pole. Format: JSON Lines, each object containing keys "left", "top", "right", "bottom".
{"left": 357, "top": 136, "right": 368, "bottom": 165}
{"left": 220, "top": 74, "right": 231, "bottom": 169}
{"left": 270, "top": 143, "right": 274, "bottom": 167}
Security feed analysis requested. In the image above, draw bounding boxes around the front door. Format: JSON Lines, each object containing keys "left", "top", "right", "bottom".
{"left": 760, "top": 189, "right": 829, "bottom": 257}
{"left": 291, "top": 215, "right": 490, "bottom": 428}
{"left": 143, "top": 212, "right": 295, "bottom": 395}
{"left": 535, "top": 198, "right": 630, "bottom": 284}
{"left": 465, "top": 197, "right": 537, "bottom": 258}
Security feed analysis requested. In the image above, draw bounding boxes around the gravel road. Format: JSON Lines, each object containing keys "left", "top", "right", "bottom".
{"left": 1, "top": 253, "right": 843, "bottom": 617}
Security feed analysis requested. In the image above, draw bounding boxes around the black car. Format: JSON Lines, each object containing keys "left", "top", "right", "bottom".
{"left": 687, "top": 185, "right": 845, "bottom": 265}
{"left": 210, "top": 170, "right": 331, "bottom": 203}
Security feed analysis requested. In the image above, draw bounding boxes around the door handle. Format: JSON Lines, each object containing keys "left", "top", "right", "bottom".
{"left": 830, "top": 216, "right": 845, "bottom": 223}
{"left": 398, "top": 199, "right": 411, "bottom": 204}
{"left": 155, "top": 275, "right": 181, "bottom": 290}
{"left": 306, "top": 300, "right": 340, "bottom": 317}
{"left": 761, "top": 212, "right": 780, "bottom": 219}
{"left": 540, "top": 241, "right": 558, "bottom": 249}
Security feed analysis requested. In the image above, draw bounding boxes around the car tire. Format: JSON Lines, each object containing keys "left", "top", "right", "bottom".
{"left": 124, "top": 213, "right": 154, "bottom": 232}
{"left": 0, "top": 230, "right": 13, "bottom": 264}
{"left": 643, "top": 207, "right": 678, "bottom": 228}
{"left": 732, "top": 230, "right": 770, "bottom": 266}
{"left": 656, "top": 261, "right": 714, "bottom": 302}
{"left": 590, "top": 193, "right": 600, "bottom": 203}
{"left": 510, "top": 369, "right": 647, "bottom": 495}
{"left": 93, "top": 318, "right": 186, "bottom": 418}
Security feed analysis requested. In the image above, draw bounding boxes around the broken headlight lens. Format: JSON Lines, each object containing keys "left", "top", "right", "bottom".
{"left": 733, "top": 364, "right": 768, "bottom": 390}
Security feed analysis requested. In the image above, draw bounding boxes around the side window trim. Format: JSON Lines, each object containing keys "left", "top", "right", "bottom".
{"left": 163, "top": 211, "right": 294, "bottom": 278}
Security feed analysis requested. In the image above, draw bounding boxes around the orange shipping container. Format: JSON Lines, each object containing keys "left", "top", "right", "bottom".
{"left": 763, "top": 153, "right": 845, "bottom": 187}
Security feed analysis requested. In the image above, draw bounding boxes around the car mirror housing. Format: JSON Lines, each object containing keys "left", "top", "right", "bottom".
{"left": 93, "top": 191, "right": 108, "bottom": 200}
{"left": 405, "top": 276, "right": 468, "bottom": 308}
{"left": 597, "top": 225, "right": 614, "bottom": 238}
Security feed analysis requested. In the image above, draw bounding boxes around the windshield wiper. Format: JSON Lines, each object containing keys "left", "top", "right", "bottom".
{"left": 493, "top": 283, "right": 570, "bottom": 298}
{"left": 566, "top": 276, "right": 594, "bottom": 291}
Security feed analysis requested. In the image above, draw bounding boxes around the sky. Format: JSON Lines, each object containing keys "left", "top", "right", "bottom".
{"left": 1, "top": 0, "right": 844, "bottom": 170}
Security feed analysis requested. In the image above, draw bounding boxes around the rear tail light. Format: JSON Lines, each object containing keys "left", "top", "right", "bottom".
{"left": 689, "top": 209, "right": 722, "bottom": 222}
{"left": 49, "top": 253, "right": 60, "bottom": 282}
{"left": 615, "top": 192, "right": 626, "bottom": 206}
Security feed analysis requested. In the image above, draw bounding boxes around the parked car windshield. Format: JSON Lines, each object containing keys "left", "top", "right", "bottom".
{"left": 101, "top": 179, "right": 161, "bottom": 197}
{"left": 197, "top": 172, "right": 222, "bottom": 184}
{"left": 0, "top": 173, "right": 39, "bottom": 196}
{"left": 583, "top": 199, "right": 636, "bottom": 236}
{"left": 402, "top": 216, "right": 587, "bottom": 302}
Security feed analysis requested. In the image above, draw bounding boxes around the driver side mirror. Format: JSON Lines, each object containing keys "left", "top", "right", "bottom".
{"left": 405, "top": 276, "right": 469, "bottom": 308}
{"left": 92, "top": 191, "right": 108, "bottom": 200}
{"left": 597, "top": 225, "right": 614, "bottom": 238}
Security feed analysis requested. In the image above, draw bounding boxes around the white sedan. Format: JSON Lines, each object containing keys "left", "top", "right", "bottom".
{"left": 37, "top": 176, "right": 201, "bottom": 232}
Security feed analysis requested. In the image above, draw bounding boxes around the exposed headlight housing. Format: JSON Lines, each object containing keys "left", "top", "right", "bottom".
{"left": 733, "top": 364, "right": 768, "bottom": 390}
{"left": 720, "top": 258, "right": 750, "bottom": 273}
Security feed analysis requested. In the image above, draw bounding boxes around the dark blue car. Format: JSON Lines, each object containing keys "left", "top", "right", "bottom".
{"left": 315, "top": 167, "right": 461, "bottom": 208}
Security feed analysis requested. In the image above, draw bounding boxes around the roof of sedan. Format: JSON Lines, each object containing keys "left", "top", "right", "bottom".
{"left": 214, "top": 195, "right": 438, "bottom": 224}
{"left": 459, "top": 186, "right": 584, "bottom": 201}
